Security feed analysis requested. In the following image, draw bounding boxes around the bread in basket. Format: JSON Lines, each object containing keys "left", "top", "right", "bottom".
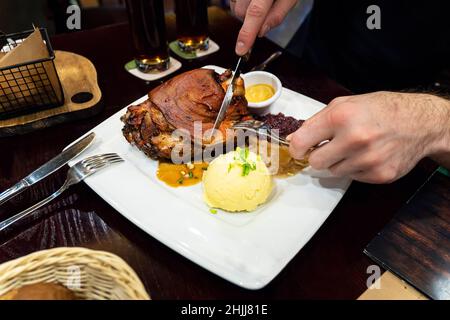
{"left": 0, "top": 247, "right": 150, "bottom": 300}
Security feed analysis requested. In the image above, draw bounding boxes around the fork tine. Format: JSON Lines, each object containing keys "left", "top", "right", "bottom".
{"left": 81, "top": 153, "right": 116, "bottom": 162}
{"left": 81, "top": 153, "right": 119, "bottom": 164}
{"left": 91, "top": 157, "right": 123, "bottom": 165}
{"left": 82, "top": 154, "right": 121, "bottom": 166}
{"left": 86, "top": 155, "right": 123, "bottom": 165}
{"left": 84, "top": 157, "right": 123, "bottom": 169}
{"left": 107, "top": 159, "right": 124, "bottom": 165}
{"left": 232, "top": 120, "right": 265, "bottom": 129}
{"left": 97, "top": 153, "right": 121, "bottom": 159}
{"left": 88, "top": 155, "right": 122, "bottom": 164}
{"left": 88, "top": 162, "right": 110, "bottom": 170}
{"left": 234, "top": 127, "right": 259, "bottom": 133}
{"left": 86, "top": 159, "right": 123, "bottom": 172}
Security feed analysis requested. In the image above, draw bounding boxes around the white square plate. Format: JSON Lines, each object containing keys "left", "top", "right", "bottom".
{"left": 68, "top": 66, "right": 351, "bottom": 289}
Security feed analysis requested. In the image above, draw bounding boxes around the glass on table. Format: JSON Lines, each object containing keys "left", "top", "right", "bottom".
{"left": 175, "top": 0, "right": 209, "bottom": 52}
{"left": 126, "top": 0, "right": 170, "bottom": 72}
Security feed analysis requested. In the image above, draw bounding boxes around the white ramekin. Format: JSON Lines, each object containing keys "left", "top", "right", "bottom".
{"left": 242, "top": 71, "right": 282, "bottom": 115}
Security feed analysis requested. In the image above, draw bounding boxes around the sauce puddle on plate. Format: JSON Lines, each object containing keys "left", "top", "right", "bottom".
{"left": 249, "top": 137, "right": 308, "bottom": 177}
{"left": 157, "top": 162, "right": 209, "bottom": 187}
{"left": 275, "top": 145, "right": 308, "bottom": 177}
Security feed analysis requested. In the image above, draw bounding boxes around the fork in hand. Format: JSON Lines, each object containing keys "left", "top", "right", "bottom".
{"left": 232, "top": 120, "right": 322, "bottom": 166}
{"left": 0, "top": 153, "right": 124, "bottom": 232}
{"left": 232, "top": 119, "right": 290, "bottom": 146}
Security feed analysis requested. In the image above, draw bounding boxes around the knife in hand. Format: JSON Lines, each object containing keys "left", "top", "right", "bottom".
{"left": 0, "top": 132, "right": 95, "bottom": 206}
{"left": 208, "top": 53, "right": 250, "bottom": 141}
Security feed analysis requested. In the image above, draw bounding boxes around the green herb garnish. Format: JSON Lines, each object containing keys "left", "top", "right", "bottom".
{"left": 234, "top": 147, "right": 257, "bottom": 177}
{"left": 242, "top": 163, "right": 251, "bottom": 176}
{"left": 239, "top": 147, "right": 247, "bottom": 162}
{"left": 188, "top": 171, "right": 193, "bottom": 178}
{"left": 177, "top": 177, "right": 184, "bottom": 184}
{"left": 210, "top": 208, "right": 218, "bottom": 214}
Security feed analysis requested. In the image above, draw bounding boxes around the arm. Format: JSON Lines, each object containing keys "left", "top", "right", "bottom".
{"left": 231, "top": 0, "right": 298, "bottom": 55}
{"left": 428, "top": 95, "right": 450, "bottom": 168}
{"left": 288, "top": 91, "right": 450, "bottom": 183}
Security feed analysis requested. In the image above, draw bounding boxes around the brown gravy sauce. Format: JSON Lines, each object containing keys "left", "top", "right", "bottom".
{"left": 250, "top": 137, "right": 308, "bottom": 177}
{"left": 157, "top": 162, "right": 209, "bottom": 187}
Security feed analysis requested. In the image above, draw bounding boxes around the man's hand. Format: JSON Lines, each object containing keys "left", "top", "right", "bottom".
{"left": 231, "top": 0, "right": 298, "bottom": 55}
{"left": 288, "top": 92, "right": 450, "bottom": 183}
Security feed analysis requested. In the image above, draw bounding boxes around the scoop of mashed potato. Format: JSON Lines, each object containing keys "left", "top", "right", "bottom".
{"left": 202, "top": 148, "right": 273, "bottom": 212}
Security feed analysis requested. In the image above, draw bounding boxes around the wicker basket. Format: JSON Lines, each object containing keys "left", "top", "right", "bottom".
{"left": 0, "top": 247, "right": 150, "bottom": 300}
{"left": 0, "top": 28, "right": 65, "bottom": 119}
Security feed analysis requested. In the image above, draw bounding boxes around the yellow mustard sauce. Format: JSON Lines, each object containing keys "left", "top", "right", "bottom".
{"left": 157, "top": 162, "right": 209, "bottom": 187}
{"left": 245, "top": 84, "right": 275, "bottom": 103}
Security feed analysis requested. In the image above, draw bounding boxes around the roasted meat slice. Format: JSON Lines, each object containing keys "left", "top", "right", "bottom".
{"left": 121, "top": 68, "right": 249, "bottom": 160}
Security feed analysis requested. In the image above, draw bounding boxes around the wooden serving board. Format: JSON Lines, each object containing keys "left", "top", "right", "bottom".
{"left": 0, "top": 50, "right": 102, "bottom": 137}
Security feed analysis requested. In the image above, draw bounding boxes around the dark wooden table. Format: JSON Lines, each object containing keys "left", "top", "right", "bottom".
{"left": 0, "top": 7, "right": 437, "bottom": 299}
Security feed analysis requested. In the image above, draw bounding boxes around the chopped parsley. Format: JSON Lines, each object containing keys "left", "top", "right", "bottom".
{"left": 233, "top": 147, "right": 257, "bottom": 177}
{"left": 210, "top": 208, "right": 218, "bottom": 214}
{"left": 188, "top": 171, "right": 194, "bottom": 178}
{"left": 177, "top": 177, "right": 184, "bottom": 184}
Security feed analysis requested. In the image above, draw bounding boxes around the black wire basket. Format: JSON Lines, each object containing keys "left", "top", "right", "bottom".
{"left": 0, "top": 28, "right": 64, "bottom": 120}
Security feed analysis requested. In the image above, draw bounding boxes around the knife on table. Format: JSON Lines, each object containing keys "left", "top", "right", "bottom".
{"left": 0, "top": 132, "right": 95, "bottom": 206}
{"left": 208, "top": 54, "right": 249, "bottom": 141}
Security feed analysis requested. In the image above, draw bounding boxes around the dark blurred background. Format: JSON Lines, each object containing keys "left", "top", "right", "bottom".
{"left": 0, "top": 0, "right": 311, "bottom": 50}
{"left": 0, "top": 0, "right": 236, "bottom": 34}
{"left": 1, "top": 0, "right": 446, "bottom": 93}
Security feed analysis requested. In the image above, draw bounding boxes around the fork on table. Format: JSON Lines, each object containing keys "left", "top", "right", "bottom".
{"left": 0, "top": 153, "right": 124, "bottom": 232}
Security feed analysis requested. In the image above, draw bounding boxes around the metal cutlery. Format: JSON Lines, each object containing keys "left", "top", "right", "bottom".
{"left": 0, "top": 132, "right": 95, "bottom": 206}
{"left": 232, "top": 120, "right": 324, "bottom": 165}
{"left": 208, "top": 52, "right": 251, "bottom": 141}
{"left": 0, "top": 153, "right": 123, "bottom": 232}
{"left": 250, "top": 51, "right": 282, "bottom": 72}
{"left": 232, "top": 119, "right": 289, "bottom": 146}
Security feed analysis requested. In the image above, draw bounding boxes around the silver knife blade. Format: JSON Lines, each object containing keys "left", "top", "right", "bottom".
{"left": 0, "top": 132, "right": 95, "bottom": 206}
{"left": 208, "top": 57, "right": 244, "bottom": 141}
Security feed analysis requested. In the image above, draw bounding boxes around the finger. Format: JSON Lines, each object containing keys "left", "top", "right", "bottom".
{"left": 288, "top": 109, "right": 335, "bottom": 159}
{"left": 328, "top": 159, "right": 363, "bottom": 177}
{"left": 350, "top": 170, "right": 389, "bottom": 184}
{"left": 258, "top": 0, "right": 297, "bottom": 37}
{"left": 235, "top": 0, "right": 273, "bottom": 55}
{"left": 230, "top": 0, "right": 236, "bottom": 15}
{"left": 327, "top": 95, "right": 351, "bottom": 107}
{"left": 234, "top": 0, "right": 251, "bottom": 19}
{"left": 349, "top": 171, "right": 375, "bottom": 183}
{"left": 307, "top": 138, "right": 348, "bottom": 170}
{"left": 328, "top": 149, "right": 383, "bottom": 177}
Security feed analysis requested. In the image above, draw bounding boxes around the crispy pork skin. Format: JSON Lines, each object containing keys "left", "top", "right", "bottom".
{"left": 121, "top": 69, "right": 248, "bottom": 160}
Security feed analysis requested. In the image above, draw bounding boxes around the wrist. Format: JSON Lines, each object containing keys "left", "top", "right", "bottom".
{"left": 421, "top": 94, "right": 450, "bottom": 159}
